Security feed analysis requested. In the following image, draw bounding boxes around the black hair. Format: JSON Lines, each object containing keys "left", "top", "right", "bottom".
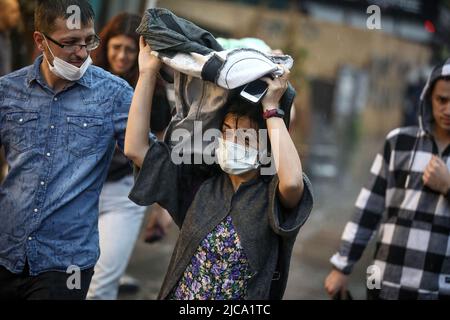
{"left": 151, "top": 90, "right": 172, "bottom": 134}
{"left": 224, "top": 94, "right": 266, "bottom": 131}
{"left": 34, "top": 0, "right": 95, "bottom": 33}
{"left": 223, "top": 93, "right": 273, "bottom": 163}
{"left": 429, "top": 75, "right": 450, "bottom": 98}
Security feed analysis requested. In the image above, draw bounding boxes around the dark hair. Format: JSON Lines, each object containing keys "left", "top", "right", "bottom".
{"left": 224, "top": 95, "right": 266, "bottom": 131}
{"left": 151, "top": 90, "right": 172, "bottom": 133}
{"left": 34, "top": 0, "right": 95, "bottom": 34}
{"left": 92, "top": 13, "right": 141, "bottom": 87}
{"left": 429, "top": 75, "right": 450, "bottom": 98}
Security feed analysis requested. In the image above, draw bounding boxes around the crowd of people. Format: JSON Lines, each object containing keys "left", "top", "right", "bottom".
{"left": 0, "top": 0, "right": 449, "bottom": 301}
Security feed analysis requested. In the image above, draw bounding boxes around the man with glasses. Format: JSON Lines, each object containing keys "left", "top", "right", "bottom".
{"left": 0, "top": 0, "right": 134, "bottom": 300}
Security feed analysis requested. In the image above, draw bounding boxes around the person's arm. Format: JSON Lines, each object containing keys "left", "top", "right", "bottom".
{"left": 325, "top": 137, "right": 391, "bottom": 298}
{"left": 125, "top": 37, "right": 191, "bottom": 228}
{"left": 124, "top": 36, "right": 162, "bottom": 168}
{"left": 423, "top": 155, "right": 450, "bottom": 201}
{"left": 261, "top": 68, "right": 304, "bottom": 209}
{"left": 289, "top": 103, "right": 296, "bottom": 133}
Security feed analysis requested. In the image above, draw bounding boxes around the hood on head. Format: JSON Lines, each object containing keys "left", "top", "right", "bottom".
{"left": 419, "top": 58, "right": 450, "bottom": 133}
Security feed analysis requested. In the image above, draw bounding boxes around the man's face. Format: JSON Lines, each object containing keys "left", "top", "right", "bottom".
{"left": 35, "top": 18, "right": 96, "bottom": 68}
{"left": 431, "top": 79, "right": 450, "bottom": 132}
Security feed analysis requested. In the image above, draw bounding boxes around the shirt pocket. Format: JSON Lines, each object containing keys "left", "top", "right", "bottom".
{"left": 3, "top": 111, "right": 39, "bottom": 153}
{"left": 66, "top": 115, "right": 103, "bottom": 158}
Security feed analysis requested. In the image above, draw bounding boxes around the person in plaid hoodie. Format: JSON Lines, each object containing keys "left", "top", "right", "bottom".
{"left": 325, "top": 59, "right": 450, "bottom": 300}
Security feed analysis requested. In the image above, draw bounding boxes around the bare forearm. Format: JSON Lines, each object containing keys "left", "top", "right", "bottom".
{"left": 259, "top": 65, "right": 303, "bottom": 207}
{"left": 124, "top": 72, "right": 157, "bottom": 167}
{"left": 267, "top": 117, "right": 304, "bottom": 207}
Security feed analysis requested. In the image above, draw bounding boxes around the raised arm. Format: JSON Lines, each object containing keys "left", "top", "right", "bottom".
{"left": 124, "top": 36, "right": 162, "bottom": 168}
{"left": 261, "top": 68, "right": 304, "bottom": 209}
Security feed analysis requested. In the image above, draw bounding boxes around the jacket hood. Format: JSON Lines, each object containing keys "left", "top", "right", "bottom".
{"left": 419, "top": 58, "right": 450, "bottom": 134}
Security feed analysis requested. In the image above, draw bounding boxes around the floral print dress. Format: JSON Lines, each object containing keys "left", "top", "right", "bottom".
{"left": 170, "top": 215, "right": 254, "bottom": 300}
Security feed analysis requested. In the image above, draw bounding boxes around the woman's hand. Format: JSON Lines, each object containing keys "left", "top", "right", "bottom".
{"left": 138, "top": 36, "right": 162, "bottom": 75}
{"left": 261, "top": 66, "right": 290, "bottom": 112}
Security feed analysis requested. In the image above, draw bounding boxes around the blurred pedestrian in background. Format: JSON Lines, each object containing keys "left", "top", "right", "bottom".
{"left": 0, "top": 0, "right": 22, "bottom": 76}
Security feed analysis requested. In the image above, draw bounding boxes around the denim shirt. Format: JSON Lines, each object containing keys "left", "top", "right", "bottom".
{"left": 0, "top": 56, "right": 133, "bottom": 276}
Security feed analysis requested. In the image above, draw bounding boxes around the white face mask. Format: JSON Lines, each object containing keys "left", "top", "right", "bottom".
{"left": 43, "top": 36, "right": 92, "bottom": 81}
{"left": 216, "top": 137, "right": 260, "bottom": 176}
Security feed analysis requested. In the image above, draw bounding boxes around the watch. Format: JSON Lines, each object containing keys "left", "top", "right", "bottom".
{"left": 263, "top": 108, "right": 285, "bottom": 120}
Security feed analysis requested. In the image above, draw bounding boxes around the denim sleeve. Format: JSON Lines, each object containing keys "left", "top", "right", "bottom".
{"left": 269, "top": 174, "right": 314, "bottom": 238}
{"left": 0, "top": 81, "right": 4, "bottom": 148}
{"left": 112, "top": 83, "right": 133, "bottom": 153}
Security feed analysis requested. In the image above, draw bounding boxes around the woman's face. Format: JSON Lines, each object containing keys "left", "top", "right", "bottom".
{"left": 107, "top": 35, "right": 138, "bottom": 76}
{"left": 221, "top": 113, "right": 259, "bottom": 151}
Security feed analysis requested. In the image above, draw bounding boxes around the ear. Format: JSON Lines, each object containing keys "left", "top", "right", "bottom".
{"left": 33, "top": 31, "right": 45, "bottom": 52}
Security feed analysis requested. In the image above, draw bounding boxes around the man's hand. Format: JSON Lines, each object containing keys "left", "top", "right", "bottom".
{"left": 138, "top": 36, "right": 162, "bottom": 75}
{"left": 324, "top": 268, "right": 349, "bottom": 299}
{"left": 261, "top": 65, "right": 290, "bottom": 112}
{"left": 423, "top": 155, "right": 450, "bottom": 195}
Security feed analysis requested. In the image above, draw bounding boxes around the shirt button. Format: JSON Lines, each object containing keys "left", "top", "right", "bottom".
{"left": 83, "top": 123, "right": 87, "bottom": 128}
{"left": 19, "top": 118, "right": 24, "bottom": 123}
{"left": 28, "top": 237, "right": 32, "bottom": 241}
{"left": 54, "top": 97, "right": 58, "bottom": 101}
{"left": 34, "top": 208, "right": 38, "bottom": 213}
{"left": 46, "top": 153, "right": 51, "bottom": 157}
{"left": 40, "top": 181, "right": 45, "bottom": 186}
{"left": 50, "top": 125, "right": 55, "bottom": 129}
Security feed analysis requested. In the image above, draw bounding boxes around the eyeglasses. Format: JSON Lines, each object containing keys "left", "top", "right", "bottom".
{"left": 43, "top": 33, "right": 101, "bottom": 52}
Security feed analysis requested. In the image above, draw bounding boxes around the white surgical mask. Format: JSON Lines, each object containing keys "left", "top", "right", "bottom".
{"left": 216, "top": 137, "right": 260, "bottom": 176}
{"left": 44, "top": 36, "right": 92, "bottom": 81}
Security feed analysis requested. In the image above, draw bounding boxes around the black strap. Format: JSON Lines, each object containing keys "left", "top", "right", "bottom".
{"left": 201, "top": 54, "right": 223, "bottom": 83}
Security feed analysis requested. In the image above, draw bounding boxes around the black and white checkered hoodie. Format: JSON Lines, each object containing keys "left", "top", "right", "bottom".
{"left": 331, "top": 59, "right": 450, "bottom": 299}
